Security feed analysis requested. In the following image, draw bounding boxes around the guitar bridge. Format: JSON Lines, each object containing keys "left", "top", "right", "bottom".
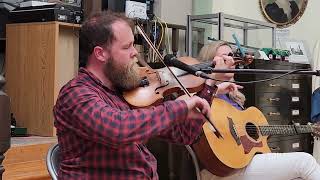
{"left": 228, "top": 117, "right": 241, "bottom": 145}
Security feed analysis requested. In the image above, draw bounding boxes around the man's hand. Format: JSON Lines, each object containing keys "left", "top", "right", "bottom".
{"left": 184, "top": 96, "right": 211, "bottom": 119}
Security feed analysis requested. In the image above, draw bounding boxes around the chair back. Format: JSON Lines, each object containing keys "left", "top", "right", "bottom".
{"left": 46, "top": 143, "right": 60, "bottom": 180}
{"left": 0, "top": 75, "right": 10, "bottom": 179}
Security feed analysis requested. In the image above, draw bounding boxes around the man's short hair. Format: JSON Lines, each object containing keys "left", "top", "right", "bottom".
{"left": 79, "top": 11, "right": 134, "bottom": 67}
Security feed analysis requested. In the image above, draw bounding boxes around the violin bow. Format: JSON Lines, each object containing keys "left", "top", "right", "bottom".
{"left": 135, "top": 21, "right": 223, "bottom": 139}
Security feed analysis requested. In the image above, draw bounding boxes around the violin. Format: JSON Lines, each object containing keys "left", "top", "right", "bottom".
{"left": 127, "top": 21, "right": 255, "bottom": 108}
{"left": 123, "top": 56, "right": 205, "bottom": 107}
{"left": 123, "top": 54, "right": 253, "bottom": 108}
{"left": 233, "top": 54, "right": 254, "bottom": 66}
{"left": 127, "top": 22, "right": 246, "bottom": 138}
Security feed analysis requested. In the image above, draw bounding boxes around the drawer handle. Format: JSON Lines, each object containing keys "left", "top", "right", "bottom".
{"left": 270, "top": 146, "right": 281, "bottom": 151}
{"left": 267, "top": 97, "right": 280, "bottom": 102}
{"left": 268, "top": 112, "right": 280, "bottom": 116}
{"left": 269, "top": 84, "right": 280, "bottom": 87}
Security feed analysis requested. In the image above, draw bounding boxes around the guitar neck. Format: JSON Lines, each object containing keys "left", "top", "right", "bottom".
{"left": 259, "top": 124, "right": 313, "bottom": 136}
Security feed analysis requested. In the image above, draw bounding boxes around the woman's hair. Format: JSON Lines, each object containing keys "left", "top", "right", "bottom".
{"left": 198, "top": 41, "right": 246, "bottom": 107}
{"left": 198, "top": 41, "right": 231, "bottom": 61}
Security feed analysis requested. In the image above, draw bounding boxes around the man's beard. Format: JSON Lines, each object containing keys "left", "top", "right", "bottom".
{"left": 103, "top": 57, "right": 141, "bottom": 91}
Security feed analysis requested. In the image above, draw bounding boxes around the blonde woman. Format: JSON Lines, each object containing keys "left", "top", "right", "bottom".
{"left": 195, "top": 41, "right": 320, "bottom": 180}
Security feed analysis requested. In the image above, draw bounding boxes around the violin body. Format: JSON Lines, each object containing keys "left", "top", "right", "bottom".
{"left": 123, "top": 57, "right": 205, "bottom": 107}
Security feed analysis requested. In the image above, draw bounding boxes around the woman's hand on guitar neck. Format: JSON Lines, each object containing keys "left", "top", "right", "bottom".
{"left": 216, "top": 82, "right": 243, "bottom": 96}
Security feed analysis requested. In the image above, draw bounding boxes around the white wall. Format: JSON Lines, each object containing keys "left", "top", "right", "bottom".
{"left": 194, "top": 0, "right": 320, "bottom": 62}
{"left": 154, "top": 0, "right": 192, "bottom": 25}
{"left": 154, "top": 0, "right": 320, "bottom": 61}
{"left": 153, "top": 0, "right": 193, "bottom": 56}
{"left": 192, "top": 0, "right": 212, "bottom": 15}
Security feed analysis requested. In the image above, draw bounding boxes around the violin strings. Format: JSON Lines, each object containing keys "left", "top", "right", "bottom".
{"left": 136, "top": 24, "right": 192, "bottom": 96}
{"left": 136, "top": 22, "right": 222, "bottom": 135}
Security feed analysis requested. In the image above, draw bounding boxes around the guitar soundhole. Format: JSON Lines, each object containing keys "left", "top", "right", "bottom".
{"left": 246, "top": 122, "right": 259, "bottom": 140}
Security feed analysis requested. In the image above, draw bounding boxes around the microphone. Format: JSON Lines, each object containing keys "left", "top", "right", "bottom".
{"left": 163, "top": 54, "right": 212, "bottom": 79}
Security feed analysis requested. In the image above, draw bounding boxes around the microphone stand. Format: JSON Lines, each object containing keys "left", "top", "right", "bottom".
{"left": 205, "top": 69, "right": 320, "bottom": 76}
{"left": 187, "top": 68, "right": 319, "bottom": 84}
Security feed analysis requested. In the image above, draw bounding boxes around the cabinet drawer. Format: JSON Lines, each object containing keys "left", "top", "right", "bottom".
{"left": 290, "top": 118, "right": 309, "bottom": 124}
{"left": 267, "top": 120, "right": 290, "bottom": 125}
{"left": 287, "top": 93, "right": 304, "bottom": 107}
{"left": 254, "top": 63, "right": 292, "bottom": 70}
{"left": 255, "top": 79, "right": 306, "bottom": 93}
{"left": 255, "top": 79, "right": 287, "bottom": 92}
{"left": 255, "top": 73, "right": 304, "bottom": 80}
{"left": 287, "top": 108, "right": 306, "bottom": 120}
{"left": 256, "top": 93, "right": 307, "bottom": 109}
{"left": 267, "top": 141, "right": 282, "bottom": 153}
{"left": 253, "top": 60, "right": 310, "bottom": 69}
{"left": 267, "top": 117, "right": 309, "bottom": 125}
{"left": 255, "top": 92, "right": 284, "bottom": 106}
{"left": 259, "top": 106, "right": 283, "bottom": 122}
{"left": 267, "top": 136, "right": 312, "bottom": 153}
{"left": 287, "top": 80, "right": 304, "bottom": 92}
{"left": 260, "top": 106, "right": 307, "bottom": 124}
{"left": 268, "top": 139, "right": 303, "bottom": 152}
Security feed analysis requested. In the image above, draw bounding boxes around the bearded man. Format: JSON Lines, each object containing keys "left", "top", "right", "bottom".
{"left": 53, "top": 11, "right": 240, "bottom": 180}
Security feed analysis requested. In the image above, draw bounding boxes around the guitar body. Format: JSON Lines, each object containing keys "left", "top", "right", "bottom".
{"left": 193, "top": 98, "right": 271, "bottom": 177}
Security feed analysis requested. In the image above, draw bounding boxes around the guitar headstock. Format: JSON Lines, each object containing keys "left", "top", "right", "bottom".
{"left": 312, "top": 123, "right": 320, "bottom": 138}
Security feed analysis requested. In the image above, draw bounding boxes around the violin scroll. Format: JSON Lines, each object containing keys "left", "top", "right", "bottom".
{"left": 233, "top": 54, "right": 254, "bottom": 66}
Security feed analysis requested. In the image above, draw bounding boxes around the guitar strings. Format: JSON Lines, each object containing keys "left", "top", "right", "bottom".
{"left": 213, "top": 125, "right": 312, "bottom": 133}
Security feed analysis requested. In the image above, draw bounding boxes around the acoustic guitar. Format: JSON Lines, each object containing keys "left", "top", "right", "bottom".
{"left": 192, "top": 98, "right": 320, "bottom": 177}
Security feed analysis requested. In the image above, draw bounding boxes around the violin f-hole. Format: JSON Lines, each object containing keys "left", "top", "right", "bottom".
{"left": 155, "top": 80, "right": 170, "bottom": 93}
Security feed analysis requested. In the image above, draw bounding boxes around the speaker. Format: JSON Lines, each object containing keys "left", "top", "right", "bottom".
{"left": 0, "top": 0, "right": 20, "bottom": 39}
{"left": 102, "top": 0, "right": 126, "bottom": 12}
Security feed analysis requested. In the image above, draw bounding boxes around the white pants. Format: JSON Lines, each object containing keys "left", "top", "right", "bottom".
{"left": 313, "top": 138, "right": 320, "bottom": 164}
{"left": 200, "top": 152, "right": 320, "bottom": 180}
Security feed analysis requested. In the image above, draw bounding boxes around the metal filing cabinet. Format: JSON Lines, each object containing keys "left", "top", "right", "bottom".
{"left": 236, "top": 59, "right": 313, "bottom": 153}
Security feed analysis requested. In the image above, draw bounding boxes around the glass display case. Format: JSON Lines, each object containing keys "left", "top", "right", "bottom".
{"left": 186, "top": 12, "right": 276, "bottom": 57}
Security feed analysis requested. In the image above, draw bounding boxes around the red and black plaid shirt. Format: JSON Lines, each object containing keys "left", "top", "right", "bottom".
{"left": 53, "top": 67, "right": 215, "bottom": 180}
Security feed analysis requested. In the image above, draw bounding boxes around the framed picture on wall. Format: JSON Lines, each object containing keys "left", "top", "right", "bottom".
{"left": 280, "top": 39, "right": 310, "bottom": 64}
{"left": 260, "top": 0, "right": 309, "bottom": 28}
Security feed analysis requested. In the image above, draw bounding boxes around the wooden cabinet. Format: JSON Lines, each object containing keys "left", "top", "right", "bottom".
{"left": 236, "top": 60, "right": 313, "bottom": 153}
{"left": 5, "top": 22, "right": 80, "bottom": 136}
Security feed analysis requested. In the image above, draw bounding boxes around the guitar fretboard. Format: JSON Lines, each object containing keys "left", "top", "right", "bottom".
{"left": 258, "top": 125, "right": 313, "bottom": 136}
